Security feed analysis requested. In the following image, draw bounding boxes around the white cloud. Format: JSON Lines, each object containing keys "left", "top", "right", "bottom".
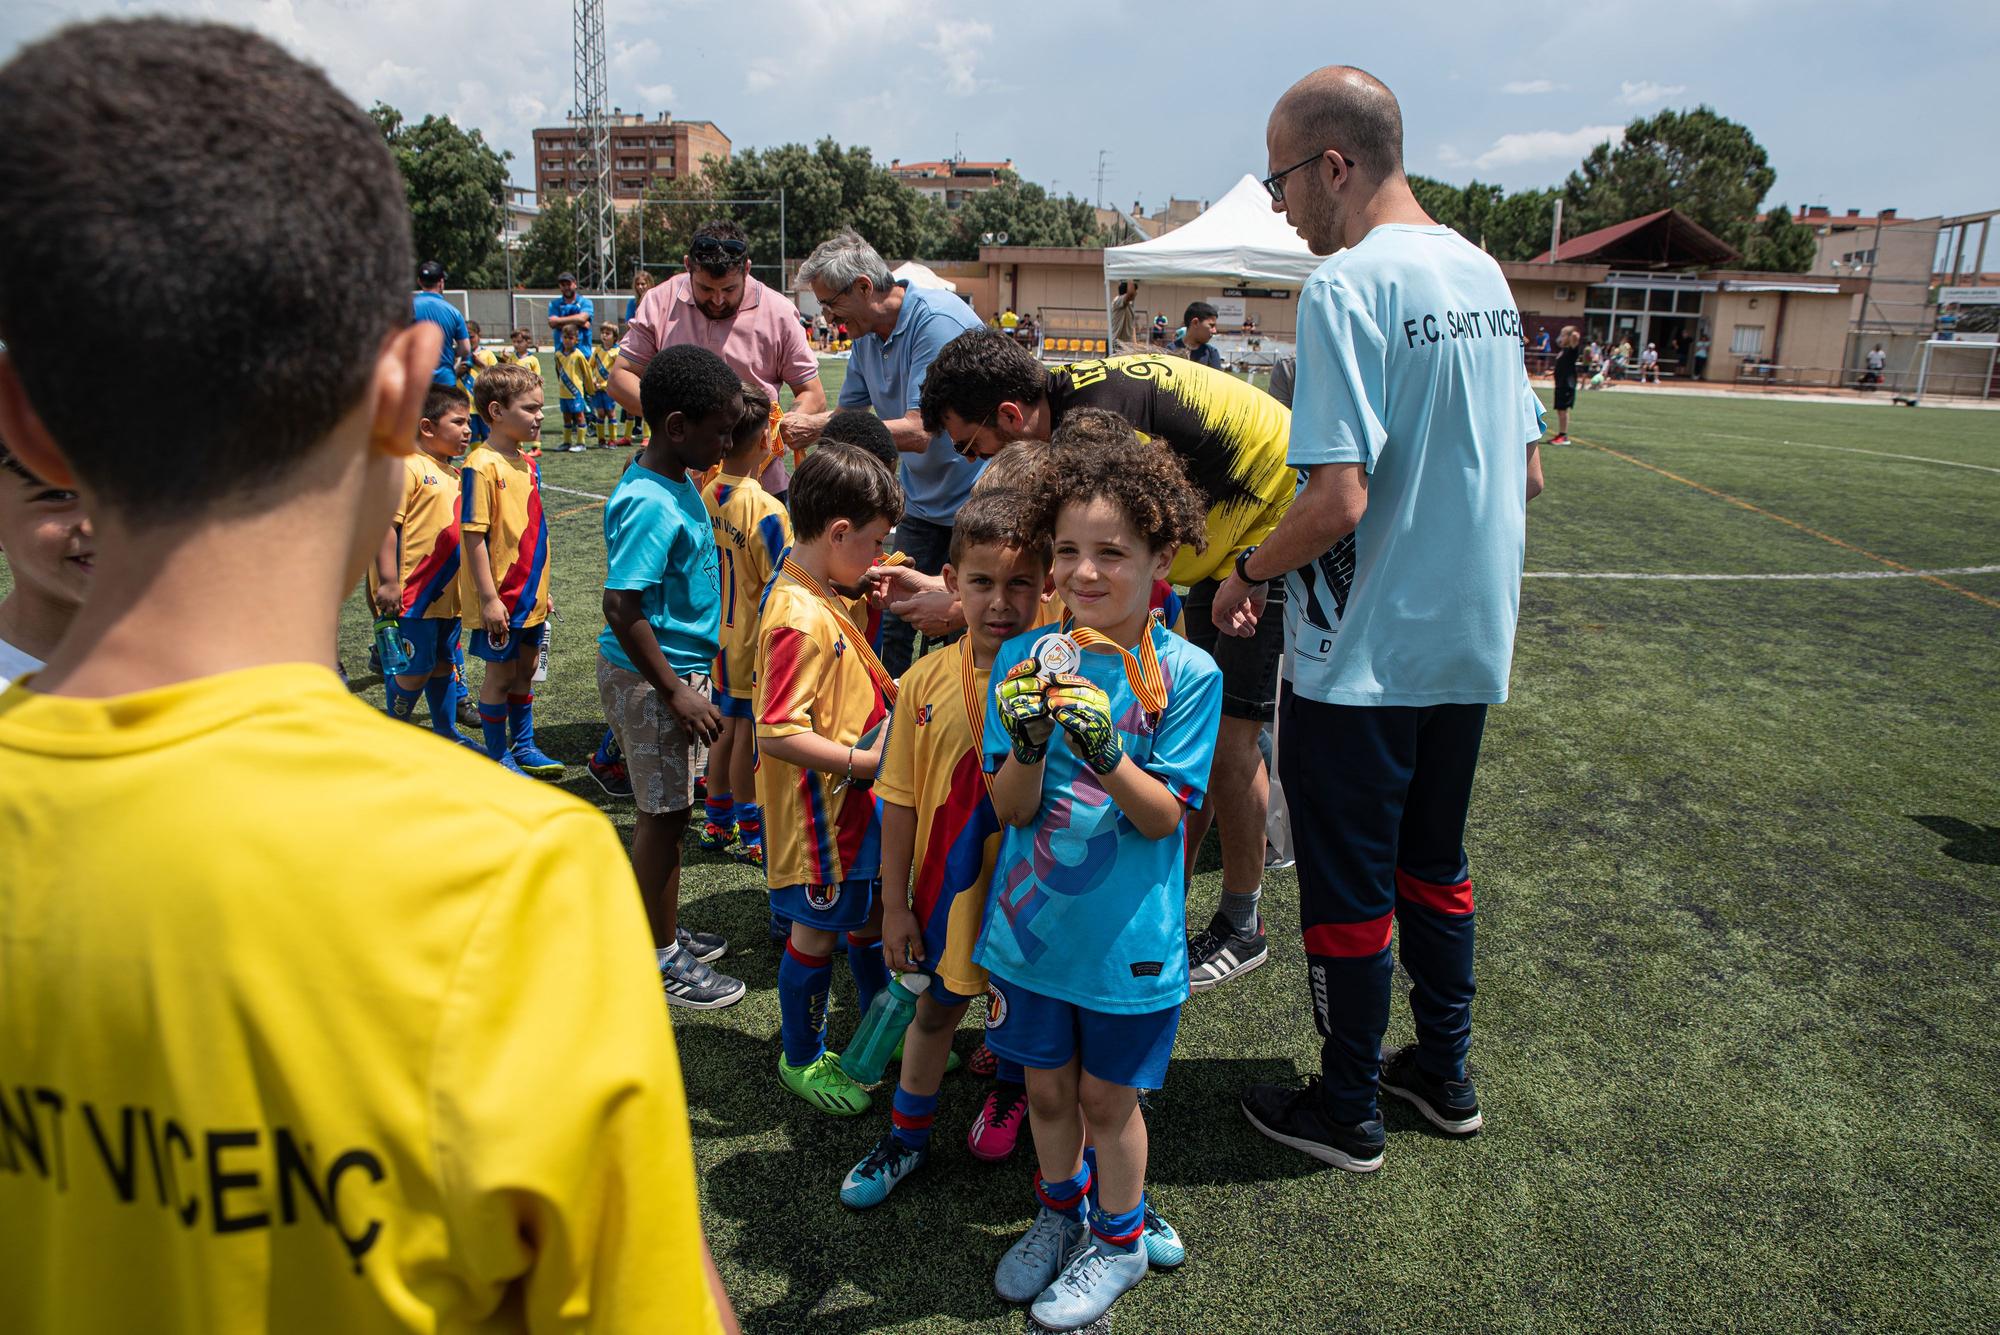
{"left": 1502, "top": 79, "right": 1560, "bottom": 95}
{"left": 1469, "top": 124, "right": 1624, "bottom": 169}
{"left": 1436, "top": 144, "right": 1468, "bottom": 168}
{"left": 925, "top": 18, "right": 992, "bottom": 97}
{"left": 637, "top": 82, "right": 676, "bottom": 106}
{"left": 1617, "top": 79, "right": 1687, "bottom": 106}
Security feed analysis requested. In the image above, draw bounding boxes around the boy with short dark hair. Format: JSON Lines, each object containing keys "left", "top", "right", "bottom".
{"left": 0, "top": 436, "right": 91, "bottom": 691}
{"left": 598, "top": 343, "right": 748, "bottom": 1009}
{"left": 757, "top": 446, "right": 905, "bottom": 1114}
{"left": 0, "top": 18, "right": 729, "bottom": 1332}
{"left": 699, "top": 382, "right": 792, "bottom": 866}
{"left": 372, "top": 382, "right": 480, "bottom": 747}
{"left": 462, "top": 360, "right": 564, "bottom": 777}
{"left": 554, "top": 322, "right": 595, "bottom": 453}
{"left": 838, "top": 487, "right": 1047, "bottom": 1208}
{"left": 982, "top": 415, "right": 1221, "bottom": 1329}
{"left": 820, "top": 407, "right": 902, "bottom": 475}
{"left": 463, "top": 319, "right": 496, "bottom": 443}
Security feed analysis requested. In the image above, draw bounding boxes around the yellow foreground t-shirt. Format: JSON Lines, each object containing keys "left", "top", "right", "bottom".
{"left": 0, "top": 665, "right": 722, "bottom": 1335}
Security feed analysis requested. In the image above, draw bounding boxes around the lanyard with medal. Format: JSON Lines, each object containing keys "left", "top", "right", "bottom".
{"left": 781, "top": 556, "right": 899, "bottom": 799}
{"left": 1035, "top": 617, "right": 1168, "bottom": 718}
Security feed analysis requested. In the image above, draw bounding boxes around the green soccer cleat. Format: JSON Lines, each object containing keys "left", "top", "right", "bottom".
{"left": 778, "top": 1051, "right": 872, "bottom": 1116}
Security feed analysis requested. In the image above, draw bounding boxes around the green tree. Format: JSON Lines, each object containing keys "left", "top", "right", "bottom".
{"left": 929, "top": 171, "right": 1104, "bottom": 260}
{"left": 710, "top": 140, "right": 948, "bottom": 274}
{"left": 1739, "top": 203, "right": 1817, "bottom": 273}
{"left": 615, "top": 174, "right": 727, "bottom": 279}
{"left": 1409, "top": 176, "right": 1559, "bottom": 261}
{"left": 1561, "top": 105, "right": 1811, "bottom": 266}
{"left": 371, "top": 103, "right": 510, "bottom": 287}
{"left": 515, "top": 193, "right": 582, "bottom": 289}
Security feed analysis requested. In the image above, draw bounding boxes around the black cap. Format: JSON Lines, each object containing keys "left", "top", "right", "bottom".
{"left": 418, "top": 259, "right": 447, "bottom": 285}
{"left": 557, "top": 270, "right": 577, "bottom": 284}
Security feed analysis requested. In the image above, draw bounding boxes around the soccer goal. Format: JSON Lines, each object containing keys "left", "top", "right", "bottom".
{"left": 1897, "top": 338, "right": 2000, "bottom": 405}
{"left": 412, "top": 289, "right": 470, "bottom": 319}
{"left": 509, "top": 292, "right": 626, "bottom": 351}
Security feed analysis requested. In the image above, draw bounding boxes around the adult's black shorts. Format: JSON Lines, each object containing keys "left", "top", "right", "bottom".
{"left": 1553, "top": 382, "right": 1576, "bottom": 410}
{"left": 1181, "top": 576, "right": 1287, "bottom": 722}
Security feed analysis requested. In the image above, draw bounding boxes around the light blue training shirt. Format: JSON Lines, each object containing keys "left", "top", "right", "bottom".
{"left": 411, "top": 290, "right": 469, "bottom": 386}
{"left": 838, "top": 282, "right": 985, "bottom": 523}
{"left": 974, "top": 621, "right": 1222, "bottom": 1014}
{"left": 596, "top": 463, "right": 721, "bottom": 679}
{"left": 1282, "top": 224, "right": 1545, "bottom": 707}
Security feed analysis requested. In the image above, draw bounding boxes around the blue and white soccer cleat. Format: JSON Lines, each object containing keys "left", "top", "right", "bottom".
{"left": 1029, "top": 1236, "right": 1148, "bottom": 1330}
{"left": 839, "top": 1132, "right": 927, "bottom": 1209}
{"left": 511, "top": 742, "right": 566, "bottom": 779}
{"left": 1143, "top": 1203, "right": 1185, "bottom": 1268}
{"left": 995, "top": 1206, "right": 1085, "bottom": 1304}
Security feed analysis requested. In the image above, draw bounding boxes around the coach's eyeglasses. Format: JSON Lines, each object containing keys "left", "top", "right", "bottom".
{"left": 954, "top": 407, "right": 998, "bottom": 458}
{"left": 1261, "top": 150, "right": 1350, "bottom": 205}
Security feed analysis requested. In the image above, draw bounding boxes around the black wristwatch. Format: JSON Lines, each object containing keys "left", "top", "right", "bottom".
{"left": 1234, "top": 545, "right": 1266, "bottom": 586}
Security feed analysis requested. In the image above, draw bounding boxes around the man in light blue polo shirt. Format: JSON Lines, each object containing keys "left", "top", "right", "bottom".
{"left": 1215, "top": 66, "right": 1545, "bottom": 1175}
{"left": 547, "top": 270, "right": 594, "bottom": 342}
{"left": 788, "top": 228, "right": 984, "bottom": 676}
{"left": 411, "top": 260, "right": 470, "bottom": 387}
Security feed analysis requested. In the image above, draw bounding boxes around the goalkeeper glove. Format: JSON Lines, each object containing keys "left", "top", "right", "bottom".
{"left": 996, "top": 659, "right": 1055, "bottom": 765}
{"left": 1046, "top": 672, "right": 1123, "bottom": 776}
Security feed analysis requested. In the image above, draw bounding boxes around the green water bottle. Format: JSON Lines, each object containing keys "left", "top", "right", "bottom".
{"left": 840, "top": 973, "right": 930, "bottom": 1086}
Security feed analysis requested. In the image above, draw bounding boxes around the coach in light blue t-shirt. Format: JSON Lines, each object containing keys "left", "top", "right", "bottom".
{"left": 1220, "top": 66, "right": 1547, "bottom": 1174}
{"left": 791, "top": 229, "right": 985, "bottom": 676}
{"left": 411, "top": 261, "right": 470, "bottom": 387}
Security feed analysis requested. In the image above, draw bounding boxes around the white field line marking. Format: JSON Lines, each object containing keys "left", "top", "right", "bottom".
{"left": 1696, "top": 432, "right": 2000, "bottom": 476}
{"left": 1527, "top": 565, "right": 2000, "bottom": 582}
{"left": 543, "top": 483, "right": 612, "bottom": 501}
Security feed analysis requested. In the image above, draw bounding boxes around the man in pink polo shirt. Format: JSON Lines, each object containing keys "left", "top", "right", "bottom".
{"left": 611, "top": 220, "right": 826, "bottom": 500}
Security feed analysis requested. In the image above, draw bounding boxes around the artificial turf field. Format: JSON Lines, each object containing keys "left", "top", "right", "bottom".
{"left": 15, "top": 364, "right": 1995, "bottom": 1331}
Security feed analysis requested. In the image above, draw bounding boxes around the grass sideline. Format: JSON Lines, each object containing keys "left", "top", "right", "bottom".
{"left": 8, "top": 371, "right": 1999, "bottom": 1331}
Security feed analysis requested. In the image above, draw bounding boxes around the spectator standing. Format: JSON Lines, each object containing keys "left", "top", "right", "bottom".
{"left": 1220, "top": 65, "right": 1545, "bottom": 1173}
{"left": 783, "top": 229, "right": 984, "bottom": 677}
{"left": 1692, "top": 331, "right": 1711, "bottom": 380}
{"left": 1111, "top": 280, "right": 1138, "bottom": 346}
{"left": 548, "top": 270, "right": 593, "bottom": 341}
{"left": 626, "top": 264, "right": 654, "bottom": 325}
{"left": 1550, "top": 325, "right": 1580, "bottom": 442}
{"left": 611, "top": 220, "right": 826, "bottom": 502}
{"left": 412, "top": 259, "right": 471, "bottom": 387}
{"left": 1863, "top": 343, "right": 1887, "bottom": 389}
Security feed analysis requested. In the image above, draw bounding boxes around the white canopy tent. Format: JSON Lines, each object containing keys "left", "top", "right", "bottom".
{"left": 892, "top": 260, "right": 957, "bottom": 291}
{"left": 1101, "top": 173, "right": 1323, "bottom": 340}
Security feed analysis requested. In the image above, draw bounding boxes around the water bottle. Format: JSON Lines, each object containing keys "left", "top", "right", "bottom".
{"left": 372, "top": 614, "right": 411, "bottom": 677}
{"left": 840, "top": 973, "right": 930, "bottom": 1086}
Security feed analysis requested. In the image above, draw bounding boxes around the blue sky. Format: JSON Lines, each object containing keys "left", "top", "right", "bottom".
{"left": 6, "top": 0, "right": 1996, "bottom": 223}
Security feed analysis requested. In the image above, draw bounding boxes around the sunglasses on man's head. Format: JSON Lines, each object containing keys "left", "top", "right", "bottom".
{"left": 690, "top": 234, "right": 748, "bottom": 259}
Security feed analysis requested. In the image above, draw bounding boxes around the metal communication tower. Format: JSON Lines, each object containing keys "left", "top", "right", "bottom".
{"left": 570, "top": 0, "right": 615, "bottom": 288}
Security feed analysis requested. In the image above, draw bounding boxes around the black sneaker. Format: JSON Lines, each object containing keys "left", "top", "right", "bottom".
{"left": 676, "top": 924, "right": 728, "bottom": 965}
{"left": 656, "top": 945, "right": 746, "bottom": 1009}
{"left": 1187, "top": 911, "right": 1269, "bottom": 993}
{"left": 587, "top": 754, "right": 634, "bottom": 799}
{"left": 1379, "top": 1045, "right": 1483, "bottom": 1135}
{"left": 1240, "top": 1077, "right": 1386, "bottom": 1172}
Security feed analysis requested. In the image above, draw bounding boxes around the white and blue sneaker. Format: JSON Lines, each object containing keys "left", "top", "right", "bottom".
{"left": 1030, "top": 1236, "right": 1148, "bottom": 1330}
{"left": 839, "top": 1132, "right": 927, "bottom": 1209}
{"left": 994, "top": 1206, "right": 1084, "bottom": 1304}
{"left": 1143, "top": 1204, "right": 1185, "bottom": 1268}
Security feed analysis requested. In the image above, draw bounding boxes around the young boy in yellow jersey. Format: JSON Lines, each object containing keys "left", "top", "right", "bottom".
{"left": 370, "top": 382, "right": 481, "bottom": 748}
{"left": 756, "top": 446, "right": 904, "bottom": 1115}
{"left": 837, "top": 488, "right": 1047, "bottom": 1208}
{"left": 983, "top": 414, "right": 1220, "bottom": 1329}
{"left": 461, "top": 359, "right": 564, "bottom": 778}
{"left": 0, "top": 20, "right": 732, "bottom": 1334}
{"left": 554, "top": 322, "right": 595, "bottom": 453}
{"left": 462, "top": 319, "right": 497, "bottom": 444}
{"left": 699, "top": 381, "right": 792, "bottom": 863}
{"left": 591, "top": 321, "right": 622, "bottom": 447}
{"left": 0, "top": 434, "right": 92, "bottom": 691}
{"left": 501, "top": 327, "right": 544, "bottom": 456}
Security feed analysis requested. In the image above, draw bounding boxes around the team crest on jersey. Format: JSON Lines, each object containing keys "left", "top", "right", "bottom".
{"left": 913, "top": 704, "right": 933, "bottom": 727}
{"left": 806, "top": 882, "right": 842, "bottom": 911}
{"left": 984, "top": 984, "right": 1008, "bottom": 1030}
{"left": 832, "top": 636, "right": 846, "bottom": 658}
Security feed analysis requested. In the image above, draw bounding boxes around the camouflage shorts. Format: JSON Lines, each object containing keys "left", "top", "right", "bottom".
{"left": 595, "top": 653, "right": 704, "bottom": 815}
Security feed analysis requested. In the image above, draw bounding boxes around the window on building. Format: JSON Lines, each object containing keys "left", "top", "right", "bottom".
{"left": 1585, "top": 286, "right": 1614, "bottom": 309}
{"left": 1730, "top": 325, "right": 1764, "bottom": 357}
{"left": 1678, "top": 290, "right": 1705, "bottom": 313}
{"left": 654, "top": 136, "right": 674, "bottom": 147}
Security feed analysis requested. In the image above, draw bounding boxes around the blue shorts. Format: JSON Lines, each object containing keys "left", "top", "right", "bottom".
{"left": 395, "top": 615, "right": 460, "bottom": 676}
{"left": 590, "top": 390, "right": 614, "bottom": 415}
{"left": 468, "top": 620, "right": 546, "bottom": 664}
{"left": 771, "top": 876, "right": 877, "bottom": 935}
{"left": 717, "top": 692, "right": 754, "bottom": 720}
{"left": 560, "top": 396, "right": 585, "bottom": 416}
{"left": 983, "top": 976, "right": 1182, "bottom": 1089}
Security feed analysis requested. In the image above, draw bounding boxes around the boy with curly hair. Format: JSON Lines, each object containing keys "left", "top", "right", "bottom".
{"left": 980, "top": 409, "right": 1222, "bottom": 1329}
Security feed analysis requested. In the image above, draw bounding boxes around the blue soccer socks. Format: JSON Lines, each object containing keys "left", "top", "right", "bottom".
{"left": 778, "top": 941, "right": 834, "bottom": 1068}
{"left": 734, "top": 800, "right": 764, "bottom": 845}
{"left": 1090, "top": 1198, "right": 1146, "bottom": 1254}
{"left": 420, "top": 677, "right": 461, "bottom": 739}
{"left": 846, "top": 933, "right": 888, "bottom": 1017}
{"left": 1035, "top": 1163, "right": 1092, "bottom": 1222}
{"left": 890, "top": 1087, "right": 939, "bottom": 1151}
{"left": 384, "top": 678, "right": 423, "bottom": 720}
{"left": 478, "top": 701, "right": 509, "bottom": 759}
